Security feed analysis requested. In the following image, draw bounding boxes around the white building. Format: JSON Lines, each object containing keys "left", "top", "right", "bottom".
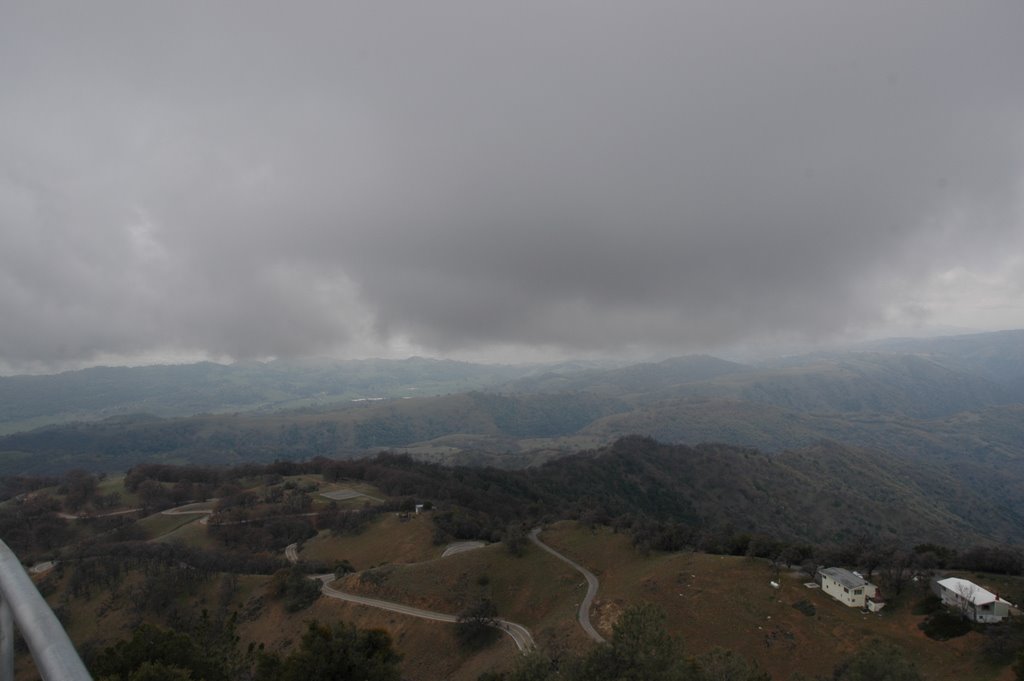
{"left": 934, "top": 577, "right": 1012, "bottom": 623}
{"left": 818, "top": 567, "right": 885, "bottom": 612}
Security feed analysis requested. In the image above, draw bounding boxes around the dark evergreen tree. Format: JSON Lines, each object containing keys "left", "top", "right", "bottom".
{"left": 255, "top": 620, "right": 400, "bottom": 681}
{"left": 569, "top": 603, "right": 695, "bottom": 681}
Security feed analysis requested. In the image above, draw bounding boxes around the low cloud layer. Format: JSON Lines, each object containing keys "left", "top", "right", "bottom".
{"left": 2, "top": 1, "right": 1023, "bottom": 371}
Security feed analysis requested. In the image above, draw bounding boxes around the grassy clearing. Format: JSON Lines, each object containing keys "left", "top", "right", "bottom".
{"left": 539, "top": 522, "right": 1015, "bottom": 681}
{"left": 336, "top": 540, "right": 590, "bottom": 652}
{"left": 316, "top": 480, "right": 387, "bottom": 507}
{"left": 136, "top": 511, "right": 202, "bottom": 540}
{"left": 154, "top": 517, "right": 217, "bottom": 549}
{"left": 96, "top": 474, "right": 141, "bottom": 507}
{"left": 299, "top": 512, "right": 438, "bottom": 569}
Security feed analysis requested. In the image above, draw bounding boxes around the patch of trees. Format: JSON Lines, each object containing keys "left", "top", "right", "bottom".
{"left": 62, "top": 551, "right": 217, "bottom": 619}
{"left": 93, "top": 623, "right": 233, "bottom": 681}
{"left": 126, "top": 462, "right": 280, "bottom": 490}
{"left": 209, "top": 516, "right": 317, "bottom": 553}
{"left": 92, "top": 608, "right": 256, "bottom": 681}
{"left": 57, "top": 469, "right": 100, "bottom": 511}
{"left": 959, "top": 545, "right": 1024, "bottom": 575}
{"left": 70, "top": 539, "right": 288, "bottom": 575}
{"left": 253, "top": 620, "right": 401, "bottom": 681}
{"left": 456, "top": 598, "right": 500, "bottom": 649}
{"left": 91, "top": 615, "right": 403, "bottom": 681}
{"left": 0, "top": 473, "right": 59, "bottom": 501}
{"left": 269, "top": 566, "right": 322, "bottom": 612}
{"left": 918, "top": 611, "right": 973, "bottom": 640}
{"left": 135, "top": 562, "right": 211, "bottom": 616}
{"left": 317, "top": 503, "right": 380, "bottom": 536}
{"left": 0, "top": 493, "right": 72, "bottom": 556}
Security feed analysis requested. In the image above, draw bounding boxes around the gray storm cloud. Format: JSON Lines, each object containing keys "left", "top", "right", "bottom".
{"left": 2, "top": 1, "right": 1023, "bottom": 369}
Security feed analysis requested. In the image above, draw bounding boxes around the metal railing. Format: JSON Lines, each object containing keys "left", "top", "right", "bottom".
{"left": 0, "top": 539, "right": 92, "bottom": 681}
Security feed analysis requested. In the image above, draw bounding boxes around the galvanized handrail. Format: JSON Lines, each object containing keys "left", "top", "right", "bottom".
{"left": 0, "top": 539, "right": 92, "bottom": 680}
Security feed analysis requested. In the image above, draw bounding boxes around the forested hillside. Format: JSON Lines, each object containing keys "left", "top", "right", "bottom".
{"left": 0, "top": 392, "right": 627, "bottom": 475}
{"left": 314, "top": 436, "right": 1024, "bottom": 547}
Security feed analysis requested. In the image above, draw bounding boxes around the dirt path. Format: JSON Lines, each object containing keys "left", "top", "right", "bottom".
{"left": 316, "top": 575, "right": 535, "bottom": 652}
{"left": 529, "top": 527, "right": 606, "bottom": 643}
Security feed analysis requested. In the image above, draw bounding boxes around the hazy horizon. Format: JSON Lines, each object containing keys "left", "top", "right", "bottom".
{"left": 3, "top": 324, "right": 1018, "bottom": 378}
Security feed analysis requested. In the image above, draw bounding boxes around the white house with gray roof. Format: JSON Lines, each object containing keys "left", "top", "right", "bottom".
{"left": 935, "top": 577, "right": 1012, "bottom": 623}
{"left": 817, "top": 567, "right": 885, "bottom": 611}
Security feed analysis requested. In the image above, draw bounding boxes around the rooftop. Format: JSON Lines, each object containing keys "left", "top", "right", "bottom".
{"left": 937, "top": 577, "right": 1011, "bottom": 606}
{"left": 820, "top": 567, "right": 869, "bottom": 590}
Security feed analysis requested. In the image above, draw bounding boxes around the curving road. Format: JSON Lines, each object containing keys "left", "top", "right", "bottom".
{"left": 160, "top": 503, "right": 214, "bottom": 516}
{"left": 284, "top": 542, "right": 299, "bottom": 564}
{"left": 316, "top": 576, "right": 535, "bottom": 652}
{"left": 58, "top": 507, "right": 141, "bottom": 520}
{"left": 441, "top": 541, "right": 487, "bottom": 557}
{"left": 159, "top": 502, "right": 216, "bottom": 526}
{"left": 529, "top": 527, "right": 606, "bottom": 643}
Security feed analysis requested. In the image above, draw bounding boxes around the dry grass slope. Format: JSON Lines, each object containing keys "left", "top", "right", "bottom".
{"left": 539, "top": 522, "right": 1017, "bottom": 681}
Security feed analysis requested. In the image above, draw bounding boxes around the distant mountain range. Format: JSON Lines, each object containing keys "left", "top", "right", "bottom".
{"left": 0, "top": 356, "right": 621, "bottom": 435}
{"left": 5, "top": 329, "right": 1024, "bottom": 434}
{"left": 2, "top": 332, "right": 1024, "bottom": 527}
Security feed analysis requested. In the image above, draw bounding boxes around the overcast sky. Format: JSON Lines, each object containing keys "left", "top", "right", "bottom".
{"left": 2, "top": 1, "right": 1023, "bottom": 372}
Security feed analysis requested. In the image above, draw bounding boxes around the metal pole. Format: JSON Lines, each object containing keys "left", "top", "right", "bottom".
{"left": 0, "top": 597, "right": 13, "bottom": 681}
{"left": 0, "top": 540, "right": 92, "bottom": 680}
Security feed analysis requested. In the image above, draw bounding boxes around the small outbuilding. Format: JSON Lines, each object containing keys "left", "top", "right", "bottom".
{"left": 934, "top": 577, "right": 1013, "bottom": 623}
{"left": 817, "top": 567, "right": 885, "bottom": 612}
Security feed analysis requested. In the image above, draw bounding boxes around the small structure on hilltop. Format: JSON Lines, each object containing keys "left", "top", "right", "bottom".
{"left": 933, "top": 577, "right": 1013, "bottom": 623}
{"left": 817, "top": 567, "right": 885, "bottom": 612}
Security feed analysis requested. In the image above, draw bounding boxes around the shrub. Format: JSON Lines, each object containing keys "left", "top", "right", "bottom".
{"left": 911, "top": 594, "right": 942, "bottom": 616}
{"left": 456, "top": 599, "right": 499, "bottom": 649}
{"left": 918, "top": 611, "right": 972, "bottom": 640}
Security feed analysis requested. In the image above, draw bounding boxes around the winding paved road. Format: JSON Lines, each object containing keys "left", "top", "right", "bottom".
{"left": 441, "top": 541, "right": 487, "bottom": 557}
{"left": 316, "top": 576, "right": 535, "bottom": 652}
{"left": 529, "top": 527, "right": 606, "bottom": 643}
{"left": 160, "top": 503, "right": 214, "bottom": 516}
{"left": 58, "top": 507, "right": 141, "bottom": 520}
{"left": 284, "top": 543, "right": 299, "bottom": 564}
{"left": 160, "top": 502, "right": 215, "bottom": 526}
